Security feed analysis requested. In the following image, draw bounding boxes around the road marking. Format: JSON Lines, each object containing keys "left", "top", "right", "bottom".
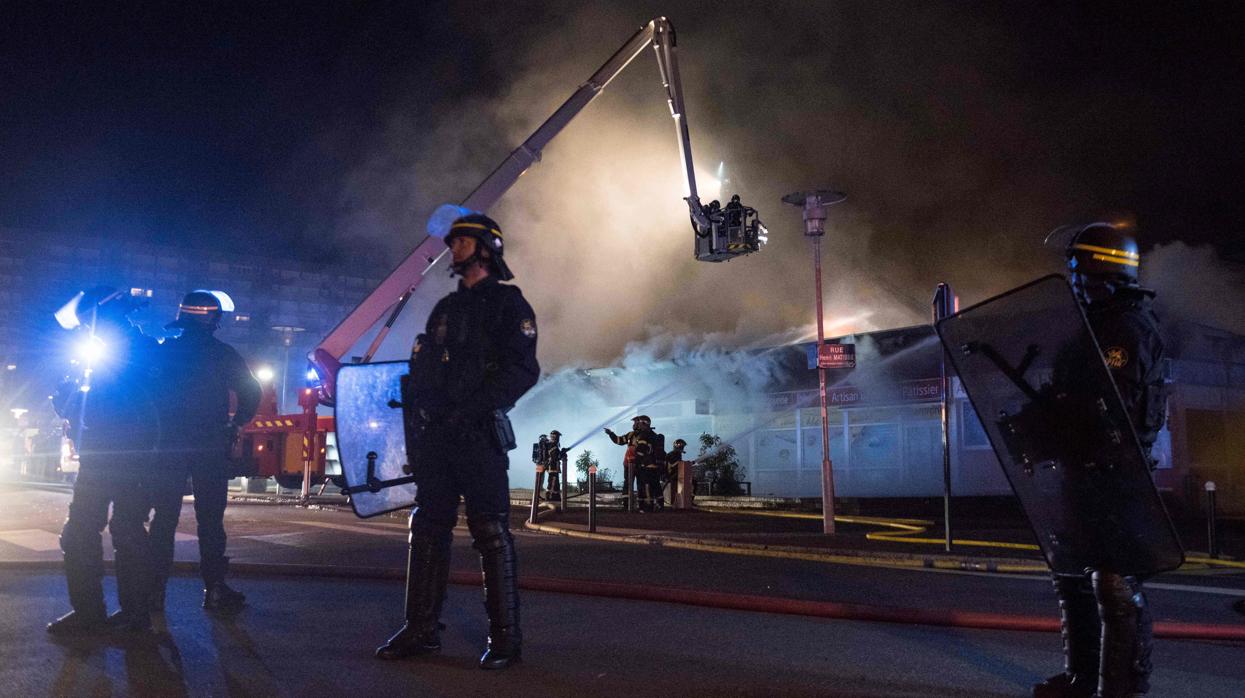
{"left": 920, "top": 567, "right": 1245, "bottom": 597}
{"left": 290, "top": 520, "right": 407, "bottom": 537}
{"left": 1148, "top": 581, "right": 1245, "bottom": 597}
{"left": 0, "top": 529, "right": 62, "bottom": 552}
{"left": 244, "top": 532, "right": 311, "bottom": 548}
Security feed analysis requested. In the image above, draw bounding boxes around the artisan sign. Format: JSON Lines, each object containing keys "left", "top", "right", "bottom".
{"left": 766, "top": 378, "right": 943, "bottom": 412}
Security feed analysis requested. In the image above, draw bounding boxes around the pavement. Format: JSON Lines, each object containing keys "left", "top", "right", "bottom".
{"left": 6, "top": 571, "right": 1245, "bottom": 697}
{"left": 4, "top": 481, "right": 1245, "bottom": 696}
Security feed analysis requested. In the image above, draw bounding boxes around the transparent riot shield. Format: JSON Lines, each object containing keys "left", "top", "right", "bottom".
{"left": 936, "top": 275, "right": 1183, "bottom": 576}
{"left": 334, "top": 361, "right": 418, "bottom": 518}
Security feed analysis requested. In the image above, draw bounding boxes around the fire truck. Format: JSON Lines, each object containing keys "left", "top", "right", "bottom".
{"left": 234, "top": 17, "right": 764, "bottom": 495}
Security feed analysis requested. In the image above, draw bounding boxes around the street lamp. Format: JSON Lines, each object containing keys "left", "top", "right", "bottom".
{"left": 271, "top": 326, "right": 306, "bottom": 413}
{"left": 783, "top": 189, "right": 847, "bottom": 535}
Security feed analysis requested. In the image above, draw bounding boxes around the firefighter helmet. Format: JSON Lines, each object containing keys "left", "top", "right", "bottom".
{"left": 673, "top": 438, "right": 687, "bottom": 449}
{"left": 445, "top": 213, "right": 514, "bottom": 281}
{"left": 168, "top": 289, "right": 234, "bottom": 332}
{"left": 549, "top": 430, "right": 562, "bottom": 438}
{"left": 632, "top": 415, "right": 651, "bottom": 427}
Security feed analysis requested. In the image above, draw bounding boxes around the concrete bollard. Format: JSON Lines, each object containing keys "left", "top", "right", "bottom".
{"left": 1205, "top": 481, "right": 1220, "bottom": 559}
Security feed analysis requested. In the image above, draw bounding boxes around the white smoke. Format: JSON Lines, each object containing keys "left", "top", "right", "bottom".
{"left": 1143, "top": 241, "right": 1245, "bottom": 337}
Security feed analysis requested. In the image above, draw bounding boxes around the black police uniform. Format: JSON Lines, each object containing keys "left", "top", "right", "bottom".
{"left": 377, "top": 274, "right": 539, "bottom": 666}
{"left": 51, "top": 322, "right": 162, "bottom": 633}
{"left": 148, "top": 328, "right": 260, "bottom": 609}
{"left": 1044, "top": 286, "right": 1167, "bottom": 698}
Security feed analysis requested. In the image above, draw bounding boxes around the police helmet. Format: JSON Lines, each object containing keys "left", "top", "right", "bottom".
{"left": 1067, "top": 222, "right": 1139, "bottom": 284}
{"left": 167, "top": 289, "right": 235, "bottom": 332}
{"left": 445, "top": 214, "right": 514, "bottom": 281}
{"left": 1046, "top": 221, "right": 1139, "bottom": 284}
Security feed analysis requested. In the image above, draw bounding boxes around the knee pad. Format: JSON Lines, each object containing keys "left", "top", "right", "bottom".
{"left": 468, "top": 514, "right": 510, "bottom": 552}
{"left": 1093, "top": 572, "right": 1145, "bottom": 619}
{"left": 59, "top": 523, "right": 98, "bottom": 555}
{"left": 409, "top": 508, "right": 454, "bottom": 545}
{"left": 108, "top": 520, "right": 147, "bottom": 550}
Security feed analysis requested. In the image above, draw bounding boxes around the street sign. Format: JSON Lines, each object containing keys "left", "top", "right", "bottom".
{"left": 817, "top": 343, "right": 856, "bottom": 369}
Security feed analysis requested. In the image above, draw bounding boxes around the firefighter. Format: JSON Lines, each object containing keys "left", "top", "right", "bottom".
{"left": 147, "top": 290, "right": 261, "bottom": 613}
{"left": 541, "top": 430, "right": 568, "bottom": 503}
{"left": 1034, "top": 222, "right": 1168, "bottom": 698}
{"left": 604, "top": 416, "right": 665, "bottom": 512}
{"left": 664, "top": 438, "right": 690, "bottom": 508}
{"left": 376, "top": 213, "right": 539, "bottom": 670}
{"left": 48, "top": 287, "right": 161, "bottom": 634}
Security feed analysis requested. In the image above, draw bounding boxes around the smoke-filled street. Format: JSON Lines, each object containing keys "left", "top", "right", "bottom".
{"left": 3, "top": 2, "right": 1245, "bottom": 696}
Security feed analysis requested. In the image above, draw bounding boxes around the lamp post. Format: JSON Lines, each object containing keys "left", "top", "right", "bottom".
{"left": 783, "top": 190, "right": 847, "bottom": 535}
{"left": 271, "top": 326, "right": 306, "bottom": 413}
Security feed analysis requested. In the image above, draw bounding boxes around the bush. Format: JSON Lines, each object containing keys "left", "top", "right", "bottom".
{"left": 574, "top": 450, "right": 615, "bottom": 489}
{"left": 697, "top": 433, "right": 747, "bottom": 496}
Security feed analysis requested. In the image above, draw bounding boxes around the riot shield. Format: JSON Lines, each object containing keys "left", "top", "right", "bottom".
{"left": 936, "top": 275, "right": 1183, "bottom": 577}
{"left": 334, "top": 361, "right": 418, "bottom": 518}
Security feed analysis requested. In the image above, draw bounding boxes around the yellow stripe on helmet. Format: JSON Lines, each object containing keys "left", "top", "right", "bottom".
{"left": 449, "top": 221, "right": 502, "bottom": 238}
{"left": 1090, "top": 252, "right": 1140, "bottom": 267}
{"left": 1072, "top": 242, "right": 1139, "bottom": 260}
{"left": 178, "top": 304, "right": 218, "bottom": 314}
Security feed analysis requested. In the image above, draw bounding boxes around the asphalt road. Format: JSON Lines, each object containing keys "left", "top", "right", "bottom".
{"left": 3, "top": 482, "right": 1244, "bottom": 696}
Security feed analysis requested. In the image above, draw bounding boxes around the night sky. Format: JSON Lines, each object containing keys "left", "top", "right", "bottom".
{"left": 3, "top": 1, "right": 1244, "bottom": 363}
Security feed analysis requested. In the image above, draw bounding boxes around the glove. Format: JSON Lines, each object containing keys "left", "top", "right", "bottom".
{"left": 604, "top": 428, "right": 616, "bottom": 438}
{"left": 223, "top": 421, "right": 241, "bottom": 446}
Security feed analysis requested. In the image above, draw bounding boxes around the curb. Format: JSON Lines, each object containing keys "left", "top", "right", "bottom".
{"left": 5, "top": 559, "right": 1242, "bottom": 642}
{"left": 522, "top": 520, "right": 1049, "bottom": 574}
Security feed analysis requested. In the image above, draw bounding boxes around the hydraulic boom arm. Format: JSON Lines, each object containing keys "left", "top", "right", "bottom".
{"left": 311, "top": 17, "right": 729, "bottom": 404}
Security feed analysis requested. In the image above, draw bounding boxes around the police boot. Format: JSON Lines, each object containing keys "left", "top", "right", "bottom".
{"left": 110, "top": 541, "right": 153, "bottom": 632}
{"left": 149, "top": 574, "right": 168, "bottom": 613}
{"left": 1034, "top": 576, "right": 1099, "bottom": 697}
{"left": 471, "top": 516, "right": 521, "bottom": 670}
{"left": 203, "top": 557, "right": 247, "bottom": 612}
{"left": 47, "top": 610, "right": 108, "bottom": 636}
{"left": 376, "top": 526, "right": 452, "bottom": 660}
{"left": 1093, "top": 572, "right": 1152, "bottom": 698}
{"left": 50, "top": 526, "right": 108, "bottom": 635}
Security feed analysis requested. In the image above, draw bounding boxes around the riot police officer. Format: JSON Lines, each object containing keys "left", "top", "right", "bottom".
{"left": 48, "top": 286, "right": 161, "bottom": 634}
{"left": 376, "top": 213, "right": 539, "bottom": 670}
{"left": 1034, "top": 222, "right": 1168, "bottom": 698}
{"left": 148, "top": 290, "right": 261, "bottom": 613}
{"left": 605, "top": 416, "right": 666, "bottom": 512}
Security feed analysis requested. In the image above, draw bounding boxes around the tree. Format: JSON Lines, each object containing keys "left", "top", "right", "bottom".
{"left": 574, "top": 450, "right": 614, "bottom": 490}
{"left": 697, "top": 433, "right": 746, "bottom": 496}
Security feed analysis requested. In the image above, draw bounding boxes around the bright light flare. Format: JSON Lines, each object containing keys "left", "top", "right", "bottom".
{"left": 76, "top": 336, "right": 106, "bottom": 365}
{"left": 255, "top": 366, "right": 275, "bottom": 383}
